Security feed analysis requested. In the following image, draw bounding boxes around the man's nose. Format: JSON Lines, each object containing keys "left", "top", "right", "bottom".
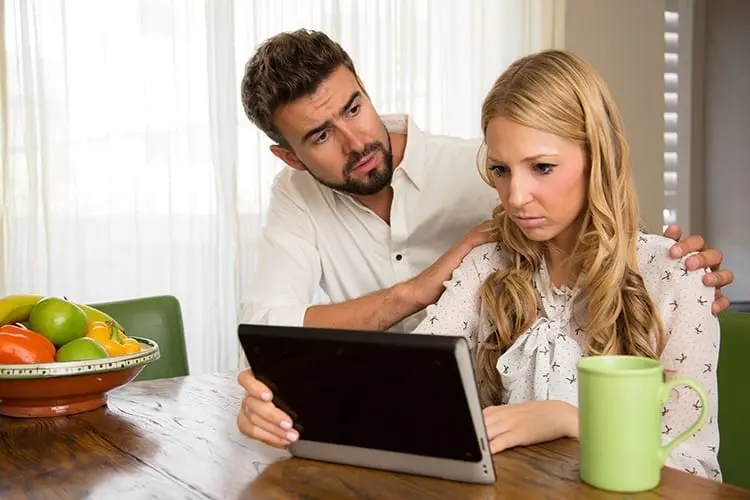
{"left": 338, "top": 125, "right": 365, "bottom": 154}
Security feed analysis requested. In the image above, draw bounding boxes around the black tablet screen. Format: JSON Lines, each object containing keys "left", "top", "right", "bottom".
{"left": 240, "top": 326, "right": 483, "bottom": 462}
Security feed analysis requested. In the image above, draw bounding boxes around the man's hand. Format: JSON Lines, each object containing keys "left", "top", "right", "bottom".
{"left": 236, "top": 369, "right": 298, "bottom": 448}
{"left": 663, "top": 225, "right": 734, "bottom": 314}
{"left": 304, "top": 219, "right": 495, "bottom": 332}
{"left": 483, "top": 401, "right": 578, "bottom": 454}
{"left": 402, "top": 220, "right": 495, "bottom": 310}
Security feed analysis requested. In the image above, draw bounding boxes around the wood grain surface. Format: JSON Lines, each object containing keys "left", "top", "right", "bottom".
{"left": 1, "top": 371, "right": 747, "bottom": 499}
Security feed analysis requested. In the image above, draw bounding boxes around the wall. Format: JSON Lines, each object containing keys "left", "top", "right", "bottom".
{"left": 562, "top": 0, "right": 666, "bottom": 234}
{"left": 702, "top": 0, "right": 750, "bottom": 301}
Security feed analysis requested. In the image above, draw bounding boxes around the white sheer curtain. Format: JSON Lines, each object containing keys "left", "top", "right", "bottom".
{"left": 1, "top": 0, "right": 559, "bottom": 374}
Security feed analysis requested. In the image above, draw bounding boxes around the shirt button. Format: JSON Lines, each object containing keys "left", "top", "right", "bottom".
{"left": 395, "top": 254, "right": 403, "bottom": 261}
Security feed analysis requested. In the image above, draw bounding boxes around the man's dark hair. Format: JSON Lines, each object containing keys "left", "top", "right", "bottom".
{"left": 240, "top": 29, "right": 359, "bottom": 146}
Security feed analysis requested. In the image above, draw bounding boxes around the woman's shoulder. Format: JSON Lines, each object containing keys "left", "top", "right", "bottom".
{"left": 463, "top": 241, "right": 509, "bottom": 275}
{"left": 636, "top": 233, "right": 685, "bottom": 272}
{"left": 635, "top": 232, "right": 711, "bottom": 297}
{"left": 636, "top": 232, "right": 675, "bottom": 259}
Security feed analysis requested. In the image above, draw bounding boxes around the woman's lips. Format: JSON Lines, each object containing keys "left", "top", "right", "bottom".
{"left": 513, "top": 216, "right": 545, "bottom": 229}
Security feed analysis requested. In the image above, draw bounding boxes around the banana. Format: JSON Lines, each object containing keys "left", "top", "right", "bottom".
{"left": 0, "top": 294, "right": 44, "bottom": 326}
{"left": 77, "top": 303, "right": 127, "bottom": 333}
{"left": 0, "top": 294, "right": 126, "bottom": 333}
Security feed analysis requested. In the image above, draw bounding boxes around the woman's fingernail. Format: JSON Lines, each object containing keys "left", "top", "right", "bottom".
{"left": 260, "top": 392, "right": 272, "bottom": 402}
{"left": 672, "top": 247, "right": 684, "bottom": 258}
{"left": 286, "top": 431, "right": 298, "bottom": 442}
{"left": 280, "top": 420, "right": 292, "bottom": 430}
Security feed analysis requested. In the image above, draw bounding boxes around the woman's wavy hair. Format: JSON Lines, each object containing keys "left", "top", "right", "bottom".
{"left": 476, "top": 49, "right": 666, "bottom": 404}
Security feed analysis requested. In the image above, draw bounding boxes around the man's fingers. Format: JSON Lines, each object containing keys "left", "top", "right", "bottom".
{"left": 712, "top": 295, "right": 731, "bottom": 315}
{"left": 684, "top": 248, "right": 722, "bottom": 272}
{"left": 663, "top": 224, "right": 682, "bottom": 243}
{"left": 471, "top": 220, "right": 496, "bottom": 246}
{"left": 670, "top": 234, "right": 706, "bottom": 260}
{"left": 704, "top": 268, "right": 734, "bottom": 289}
{"left": 478, "top": 219, "right": 494, "bottom": 232}
{"left": 238, "top": 369, "right": 273, "bottom": 401}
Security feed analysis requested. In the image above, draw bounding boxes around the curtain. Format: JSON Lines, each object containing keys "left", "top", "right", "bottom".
{"left": 1, "top": 0, "right": 557, "bottom": 375}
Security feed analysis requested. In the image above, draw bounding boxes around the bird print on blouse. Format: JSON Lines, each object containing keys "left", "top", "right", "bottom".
{"left": 412, "top": 233, "right": 721, "bottom": 481}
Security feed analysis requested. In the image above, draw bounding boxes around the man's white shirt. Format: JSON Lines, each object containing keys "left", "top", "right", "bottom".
{"left": 241, "top": 114, "right": 499, "bottom": 333}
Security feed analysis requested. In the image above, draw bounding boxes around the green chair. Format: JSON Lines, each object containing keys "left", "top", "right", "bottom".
{"left": 717, "top": 311, "right": 750, "bottom": 489}
{"left": 88, "top": 295, "right": 189, "bottom": 381}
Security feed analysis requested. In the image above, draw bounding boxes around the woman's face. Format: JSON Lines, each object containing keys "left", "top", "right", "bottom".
{"left": 485, "top": 116, "right": 587, "bottom": 252}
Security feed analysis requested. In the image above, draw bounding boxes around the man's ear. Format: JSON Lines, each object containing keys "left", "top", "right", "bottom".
{"left": 270, "top": 145, "right": 305, "bottom": 171}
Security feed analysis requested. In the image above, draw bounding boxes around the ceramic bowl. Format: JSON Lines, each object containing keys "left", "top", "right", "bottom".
{"left": 0, "top": 337, "right": 160, "bottom": 418}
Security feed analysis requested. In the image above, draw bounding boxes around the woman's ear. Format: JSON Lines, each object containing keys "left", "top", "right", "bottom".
{"left": 270, "top": 145, "right": 305, "bottom": 171}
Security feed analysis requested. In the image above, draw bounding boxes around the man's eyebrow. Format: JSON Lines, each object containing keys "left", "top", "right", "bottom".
{"left": 300, "top": 91, "right": 362, "bottom": 143}
{"left": 340, "top": 91, "right": 361, "bottom": 115}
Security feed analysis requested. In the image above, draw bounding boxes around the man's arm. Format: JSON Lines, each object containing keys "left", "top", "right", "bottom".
{"left": 303, "top": 220, "right": 494, "bottom": 331}
{"left": 240, "top": 182, "right": 322, "bottom": 327}
{"left": 243, "top": 176, "right": 494, "bottom": 330}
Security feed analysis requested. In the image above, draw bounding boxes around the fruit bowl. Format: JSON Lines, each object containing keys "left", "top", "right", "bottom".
{"left": 0, "top": 337, "right": 160, "bottom": 418}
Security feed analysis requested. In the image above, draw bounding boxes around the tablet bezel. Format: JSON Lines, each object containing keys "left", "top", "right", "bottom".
{"left": 237, "top": 324, "right": 497, "bottom": 484}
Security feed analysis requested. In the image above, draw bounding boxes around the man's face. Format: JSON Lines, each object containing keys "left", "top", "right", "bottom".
{"left": 271, "top": 65, "right": 393, "bottom": 196}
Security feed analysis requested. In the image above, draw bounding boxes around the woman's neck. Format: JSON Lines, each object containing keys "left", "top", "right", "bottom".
{"left": 545, "top": 225, "right": 582, "bottom": 288}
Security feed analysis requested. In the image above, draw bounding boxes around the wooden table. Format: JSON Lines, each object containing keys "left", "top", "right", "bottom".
{"left": 1, "top": 372, "right": 748, "bottom": 499}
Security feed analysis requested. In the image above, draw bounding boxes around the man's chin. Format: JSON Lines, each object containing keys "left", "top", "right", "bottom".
{"left": 345, "top": 168, "right": 392, "bottom": 195}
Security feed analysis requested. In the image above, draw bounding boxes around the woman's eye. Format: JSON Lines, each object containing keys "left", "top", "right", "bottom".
{"left": 490, "top": 165, "right": 508, "bottom": 176}
{"left": 535, "top": 163, "right": 555, "bottom": 175}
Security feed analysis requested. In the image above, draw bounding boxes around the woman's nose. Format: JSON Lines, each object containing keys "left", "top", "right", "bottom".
{"left": 507, "top": 176, "right": 534, "bottom": 209}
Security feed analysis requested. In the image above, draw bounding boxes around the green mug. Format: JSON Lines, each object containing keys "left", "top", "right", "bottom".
{"left": 577, "top": 355, "right": 707, "bottom": 492}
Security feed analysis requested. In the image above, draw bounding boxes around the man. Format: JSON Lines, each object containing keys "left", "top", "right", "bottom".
{"left": 236, "top": 29, "right": 734, "bottom": 448}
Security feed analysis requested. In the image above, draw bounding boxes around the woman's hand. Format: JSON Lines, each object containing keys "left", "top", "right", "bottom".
{"left": 483, "top": 400, "right": 579, "bottom": 454}
{"left": 236, "top": 368, "right": 299, "bottom": 448}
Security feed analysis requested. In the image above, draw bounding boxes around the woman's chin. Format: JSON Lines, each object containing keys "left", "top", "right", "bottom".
{"left": 517, "top": 226, "right": 555, "bottom": 242}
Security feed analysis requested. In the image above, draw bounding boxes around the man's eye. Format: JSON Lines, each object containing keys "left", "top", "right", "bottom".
{"left": 348, "top": 104, "right": 360, "bottom": 116}
{"left": 314, "top": 131, "right": 329, "bottom": 144}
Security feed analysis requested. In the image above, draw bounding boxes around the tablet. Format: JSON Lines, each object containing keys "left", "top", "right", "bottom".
{"left": 237, "top": 324, "right": 496, "bottom": 484}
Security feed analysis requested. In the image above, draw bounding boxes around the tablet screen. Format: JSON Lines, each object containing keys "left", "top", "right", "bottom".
{"left": 242, "top": 327, "right": 483, "bottom": 463}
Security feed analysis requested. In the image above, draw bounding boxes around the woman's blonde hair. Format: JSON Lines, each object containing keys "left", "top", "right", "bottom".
{"left": 476, "top": 49, "right": 666, "bottom": 404}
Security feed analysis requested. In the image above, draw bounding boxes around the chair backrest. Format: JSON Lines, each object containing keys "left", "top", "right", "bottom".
{"left": 88, "top": 295, "right": 189, "bottom": 381}
{"left": 717, "top": 311, "right": 750, "bottom": 489}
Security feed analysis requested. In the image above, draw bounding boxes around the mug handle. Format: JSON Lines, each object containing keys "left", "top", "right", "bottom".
{"left": 658, "top": 377, "right": 708, "bottom": 464}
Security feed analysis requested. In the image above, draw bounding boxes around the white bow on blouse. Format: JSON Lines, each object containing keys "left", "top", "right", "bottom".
{"left": 495, "top": 260, "right": 584, "bottom": 407}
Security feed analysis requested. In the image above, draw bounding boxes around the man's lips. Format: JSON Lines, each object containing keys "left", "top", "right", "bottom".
{"left": 351, "top": 153, "right": 378, "bottom": 173}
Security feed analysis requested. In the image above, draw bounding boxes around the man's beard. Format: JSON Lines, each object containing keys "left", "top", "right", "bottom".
{"left": 305, "top": 138, "right": 394, "bottom": 196}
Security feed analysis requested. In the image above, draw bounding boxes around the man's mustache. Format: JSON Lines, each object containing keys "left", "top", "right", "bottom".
{"left": 344, "top": 142, "right": 387, "bottom": 175}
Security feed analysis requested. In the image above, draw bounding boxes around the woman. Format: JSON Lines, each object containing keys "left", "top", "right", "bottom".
{"left": 414, "top": 49, "right": 720, "bottom": 480}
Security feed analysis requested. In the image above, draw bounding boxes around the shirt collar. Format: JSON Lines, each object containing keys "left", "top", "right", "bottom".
{"left": 382, "top": 113, "right": 427, "bottom": 190}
